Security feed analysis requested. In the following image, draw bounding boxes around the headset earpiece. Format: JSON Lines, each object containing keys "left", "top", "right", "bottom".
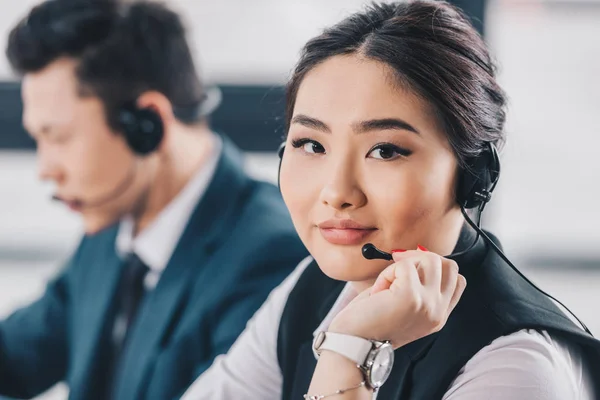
{"left": 456, "top": 142, "right": 500, "bottom": 209}
{"left": 118, "top": 103, "right": 164, "bottom": 156}
{"left": 277, "top": 143, "right": 286, "bottom": 190}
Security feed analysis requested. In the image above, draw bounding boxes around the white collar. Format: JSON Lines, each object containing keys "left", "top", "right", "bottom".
{"left": 310, "top": 282, "right": 358, "bottom": 360}
{"left": 116, "top": 134, "right": 222, "bottom": 273}
{"left": 312, "top": 282, "right": 358, "bottom": 337}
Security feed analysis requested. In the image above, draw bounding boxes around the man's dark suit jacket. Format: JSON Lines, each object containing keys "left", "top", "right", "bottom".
{"left": 0, "top": 136, "right": 307, "bottom": 400}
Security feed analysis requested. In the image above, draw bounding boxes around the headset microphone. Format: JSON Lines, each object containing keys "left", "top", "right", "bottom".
{"left": 51, "top": 195, "right": 83, "bottom": 208}
{"left": 362, "top": 243, "right": 393, "bottom": 261}
{"left": 358, "top": 142, "right": 593, "bottom": 336}
{"left": 51, "top": 159, "right": 138, "bottom": 209}
{"left": 51, "top": 100, "right": 166, "bottom": 209}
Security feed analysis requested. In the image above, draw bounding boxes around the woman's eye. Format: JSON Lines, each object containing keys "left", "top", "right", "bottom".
{"left": 367, "top": 144, "right": 411, "bottom": 160}
{"left": 291, "top": 139, "right": 326, "bottom": 154}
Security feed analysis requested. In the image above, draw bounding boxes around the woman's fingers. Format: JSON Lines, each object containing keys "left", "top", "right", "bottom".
{"left": 448, "top": 274, "right": 467, "bottom": 313}
{"left": 374, "top": 248, "right": 466, "bottom": 313}
{"left": 392, "top": 248, "right": 442, "bottom": 289}
{"left": 332, "top": 247, "right": 467, "bottom": 349}
{"left": 371, "top": 252, "right": 425, "bottom": 295}
{"left": 389, "top": 249, "right": 466, "bottom": 326}
{"left": 440, "top": 258, "right": 459, "bottom": 297}
{"left": 370, "top": 263, "right": 397, "bottom": 295}
{"left": 389, "top": 257, "right": 423, "bottom": 297}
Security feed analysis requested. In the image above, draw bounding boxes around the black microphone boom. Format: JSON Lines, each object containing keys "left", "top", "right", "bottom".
{"left": 51, "top": 161, "right": 138, "bottom": 209}
{"left": 361, "top": 211, "right": 593, "bottom": 336}
{"left": 362, "top": 243, "right": 392, "bottom": 261}
{"left": 459, "top": 206, "right": 593, "bottom": 336}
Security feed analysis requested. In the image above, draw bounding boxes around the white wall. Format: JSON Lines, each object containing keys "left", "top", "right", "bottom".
{"left": 0, "top": 0, "right": 372, "bottom": 83}
{"left": 1, "top": 0, "right": 599, "bottom": 263}
{"left": 487, "top": 0, "right": 600, "bottom": 262}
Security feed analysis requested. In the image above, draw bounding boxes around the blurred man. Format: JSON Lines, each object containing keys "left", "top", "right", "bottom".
{"left": 0, "top": 0, "right": 307, "bottom": 399}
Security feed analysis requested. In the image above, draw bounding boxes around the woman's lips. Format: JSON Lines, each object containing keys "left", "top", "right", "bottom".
{"left": 318, "top": 227, "right": 377, "bottom": 245}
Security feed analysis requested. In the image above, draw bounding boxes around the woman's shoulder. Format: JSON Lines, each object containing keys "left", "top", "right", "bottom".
{"left": 443, "top": 329, "right": 595, "bottom": 399}
{"left": 269, "top": 255, "right": 315, "bottom": 301}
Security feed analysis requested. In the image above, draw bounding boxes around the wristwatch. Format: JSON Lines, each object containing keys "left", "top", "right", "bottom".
{"left": 312, "top": 331, "right": 394, "bottom": 391}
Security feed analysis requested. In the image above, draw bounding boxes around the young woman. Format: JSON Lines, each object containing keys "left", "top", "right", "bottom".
{"left": 182, "top": 1, "right": 598, "bottom": 399}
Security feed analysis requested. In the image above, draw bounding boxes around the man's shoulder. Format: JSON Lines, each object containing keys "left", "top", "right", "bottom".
{"left": 211, "top": 178, "right": 307, "bottom": 271}
{"left": 62, "top": 224, "right": 119, "bottom": 269}
{"left": 236, "top": 179, "right": 294, "bottom": 231}
{"left": 76, "top": 224, "right": 120, "bottom": 253}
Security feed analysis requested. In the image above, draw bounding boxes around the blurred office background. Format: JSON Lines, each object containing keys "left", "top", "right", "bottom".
{"left": 0, "top": 0, "right": 598, "bottom": 398}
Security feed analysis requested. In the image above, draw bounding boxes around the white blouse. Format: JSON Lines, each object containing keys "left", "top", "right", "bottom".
{"left": 181, "top": 256, "right": 595, "bottom": 400}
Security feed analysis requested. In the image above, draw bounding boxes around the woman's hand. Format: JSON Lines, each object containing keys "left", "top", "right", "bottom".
{"left": 329, "top": 247, "right": 466, "bottom": 349}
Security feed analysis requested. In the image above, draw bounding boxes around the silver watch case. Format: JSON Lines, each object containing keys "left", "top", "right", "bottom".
{"left": 362, "top": 341, "right": 394, "bottom": 390}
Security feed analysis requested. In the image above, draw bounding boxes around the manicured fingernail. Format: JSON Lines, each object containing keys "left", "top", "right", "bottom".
{"left": 391, "top": 249, "right": 406, "bottom": 253}
{"left": 417, "top": 245, "right": 428, "bottom": 251}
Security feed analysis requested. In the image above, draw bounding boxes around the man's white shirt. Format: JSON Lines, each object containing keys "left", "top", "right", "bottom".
{"left": 115, "top": 134, "right": 222, "bottom": 289}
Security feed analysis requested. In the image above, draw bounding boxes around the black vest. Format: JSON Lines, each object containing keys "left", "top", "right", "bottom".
{"left": 277, "top": 230, "right": 600, "bottom": 399}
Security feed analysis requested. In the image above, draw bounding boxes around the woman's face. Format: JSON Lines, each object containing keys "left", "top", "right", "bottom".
{"left": 280, "top": 54, "right": 465, "bottom": 285}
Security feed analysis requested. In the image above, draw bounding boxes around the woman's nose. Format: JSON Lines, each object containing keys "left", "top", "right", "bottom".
{"left": 318, "top": 163, "right": 367, "bottom": 211}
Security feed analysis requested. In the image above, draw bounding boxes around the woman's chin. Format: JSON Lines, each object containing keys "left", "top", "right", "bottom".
{"left": 312, "top": 247, "right": 389, "bottom": 283}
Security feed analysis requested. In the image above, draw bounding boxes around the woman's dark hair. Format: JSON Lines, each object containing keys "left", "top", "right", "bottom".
{"left": 6, "top": 0, "right": 204, "bottom": 128}
{"left": 286, "top": 0, "right": 507, "bottom": 166}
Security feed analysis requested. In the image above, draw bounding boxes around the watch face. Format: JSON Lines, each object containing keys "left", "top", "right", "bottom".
{"left": 369, "top": 343, "right": 394, "bottom": 388}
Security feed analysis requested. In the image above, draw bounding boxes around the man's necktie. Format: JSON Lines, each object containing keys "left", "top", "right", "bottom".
{"left": 100, "top": 252, "right": 150, "bottom": 399}
{"left": 113, "top": 253, "right": 149, "bottom": 351}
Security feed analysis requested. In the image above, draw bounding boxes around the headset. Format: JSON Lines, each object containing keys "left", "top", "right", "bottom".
{"left": 51, "top": 91, "right": 218, "bottom": 208}
{"left": 50, "top": 103, "right": 163, "bottom": 208}
{"left": 277, "top": 142, "right": 593, "bottom": 336}
{"left": 117, "top": 86, "right": 222, "bottom": 155}
{"left": 117, "top": 102, "right": 165, "bottom": 156}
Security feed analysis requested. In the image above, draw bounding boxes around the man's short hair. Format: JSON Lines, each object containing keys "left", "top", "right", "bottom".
{"left": 6, "top": 0, "right": 205, "bottom": 127}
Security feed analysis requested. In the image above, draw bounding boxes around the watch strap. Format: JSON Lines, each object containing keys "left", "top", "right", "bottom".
{"left": 313, "top": 331, "right": 374, "bottom": 366}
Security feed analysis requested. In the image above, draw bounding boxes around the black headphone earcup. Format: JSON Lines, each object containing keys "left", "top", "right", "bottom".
{"left": 277, "top": 143, "right": 285, "bottom": 191}
{"left": 118, "top": 106, "right": 164, "bottom": 155}
{"left": 457, "top": 164, "right": 489, "bottom": 209}
{"left": 456, "top": 143, "right": 499, "bottom": 209}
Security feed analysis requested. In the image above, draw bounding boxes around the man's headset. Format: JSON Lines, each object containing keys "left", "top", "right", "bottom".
{"left": 50, "top": 104, "right": 164, "bottom": 208}
{"left": 118, "top": 86, "right": 222, "bottom": 155}
{"left": 52, "top": 88, "right": 222, "bottom": 208}
{"left": 277, "top": 142, "right": 593, "bottom": 335}
{"left": 118, "top": 102, "right": 165, "bottom": 156}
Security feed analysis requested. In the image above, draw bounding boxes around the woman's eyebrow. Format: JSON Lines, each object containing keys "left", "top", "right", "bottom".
{"left": 291, "top": 114, "right": 331, "bottom": 133}
{"left": 353, "top": 118, "right": 420, "bottom": 135}
{"left": 290, "top": 114, "right": 419, "bottom": 135}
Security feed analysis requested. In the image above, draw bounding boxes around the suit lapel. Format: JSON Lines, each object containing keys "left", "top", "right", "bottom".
{"left": 376, "top": 334, "right": 438, "bottom": 399}
{"left": 287, "top": 280, "right": 345, "bottom": 399}
{"left": 69, "top": 226, "right": 124, "bottom": 400}
{"left": 290, "top": 343, "right": 318, "bottom": 398}
{"left": 113, "top": 135, "right": 252, "bottom": 400}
